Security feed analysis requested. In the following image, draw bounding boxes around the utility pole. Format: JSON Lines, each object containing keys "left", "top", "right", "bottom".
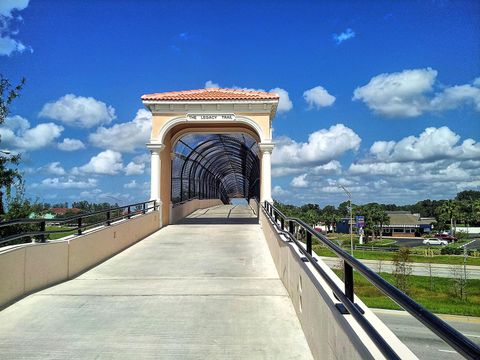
{"left": 338, "top": 184, "right": 353, "bottom": 256}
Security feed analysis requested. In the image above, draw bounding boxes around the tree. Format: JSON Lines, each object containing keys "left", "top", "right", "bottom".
{"left": 321, "top": 205, "right": 338, "bottom": 232}
{"left": 0, "top": 75, "right": 25, "bottom": 216}
{"left": 473, "top": 200, "right": 480, "bottom": 224}
{"left": 455, "top": 190, "right": 480, "bottom": 202}
{"left": 377, "top": 210, "right": 390, "bottom": 240}
{"left": 437, "top": 200, "right": 459, "bottom": 235}
{"left": 392, "top": 248, "right": 412, "bottom": 294}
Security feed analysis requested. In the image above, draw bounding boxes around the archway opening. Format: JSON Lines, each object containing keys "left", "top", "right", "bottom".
{"left": 171, "top": 133, "right": 260, "bottom": 205}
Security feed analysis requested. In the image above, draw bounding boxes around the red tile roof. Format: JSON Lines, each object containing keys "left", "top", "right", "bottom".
{"left": 141, "top": 88, "right": 280, "bottom": 101}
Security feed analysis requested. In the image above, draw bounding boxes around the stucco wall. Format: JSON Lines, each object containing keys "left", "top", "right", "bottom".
{"left": 171, "top": 199, "right": 224, "bottom": 224}
{"left": 259, "top": 209, "right": 417, "bottom": 360}
{"left": 0, "top": 211, "right": 160, "bottom": 309}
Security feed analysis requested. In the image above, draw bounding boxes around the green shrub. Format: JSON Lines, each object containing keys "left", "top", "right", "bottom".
{"left": 441, "top": 246, "right": 462, "bottom": 255}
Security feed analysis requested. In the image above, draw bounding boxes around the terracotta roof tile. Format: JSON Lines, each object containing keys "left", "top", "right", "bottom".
{"left": 141, "top": 88, "right": 280, "bottom": 101}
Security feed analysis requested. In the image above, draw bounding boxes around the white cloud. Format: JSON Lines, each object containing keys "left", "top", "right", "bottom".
{"left": 291, "top": 174, "right": 309, "bottom": 188}
{"left": 75, "top": 150, "right": 124, "bottom": 175}
{"left": 429, "top": 84, "right": 480, "bottom": 112}
{"left": 39, "top": 94, "right": 116, "bottom": 128}
{"left": 204, "top": 81, "right": 293, "bottom": 113}
{"left": 303, "top": 86, "right": 336, "bottom": 109}
{"left": 73, "top": 149, "right": 148, "bottom": 176}
{"left": 270, "top": 87, "right": 293, "bottom": 113}
{"left": 89, "top": 109, "right": 151, "bottom": 152}
{"left": 0, "top": 0, "right": 31, "bottom": 56}
{"left": 353, "top": 68, "right": 480, "bottom": 117}
{"left": 272, "top": 124, "right": 361, "bottom": 167}
{"left": 123, "top": 180, "right": 149, "bottom": 190}
{"left": 124, "top": 180, "right": 139, "bottom": 189}
{"left": 33, "top": 177, "right": 98, "bottom": 189}
{"left": 311, "top": 160, "right": 342, "bottom": 174}
{"left": 0, "top": 115, "right": 63, "bottom": 151}
{"left": 332, "top": 28, "right": 355, "bottom": 44}
{"left": 272, "top": 166, "right": 308, "bottom": 177}
{"left": 272, "top": 185, "right": 287, "bottom": 196}
{"left": 353, "top": 68, "right": 436, "bottom": 117}
{"left": 124, "top": 161, "right": 145, "bottom": 175}
{"left": 0, "top": 35, "right": 30, "bottom": 56}
{"left": 58, "top": 138, "right": 85, "bottom": 151}
{"left": 368, "top": 127, "right": 480, "bottom": 162}
{"left": 0, "top": 0, "right": 29, "bottom": 17}
{"left": 44, "top": 162, "right": 66, "bottom": 176}
{"left": 205, "top": 80, "right": 220, "bottom": 88}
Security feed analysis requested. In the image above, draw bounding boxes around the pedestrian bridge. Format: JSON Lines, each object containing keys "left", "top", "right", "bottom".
{"left": 0, "top": 205, "right": 314, "bottom": 359}
{"left": 1, "top": 88, "right": 479, "bottom": 359}
{"left": 1, "top": 202, "right": 478, "bottom": 359}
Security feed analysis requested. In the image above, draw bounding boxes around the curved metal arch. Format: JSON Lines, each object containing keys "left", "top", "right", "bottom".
{"left": 171, "top": 133, "right": 260, "bottom": 204}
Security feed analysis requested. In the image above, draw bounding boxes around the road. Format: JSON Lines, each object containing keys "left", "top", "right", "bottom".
{"left": 373, "top": 309, "right": 480, "bottom": 359}
{"left": 319, "top": 256, "right": 480, "bottom": 279}
{"left": 366, "top": 237, "right": 480, "bottom": 249}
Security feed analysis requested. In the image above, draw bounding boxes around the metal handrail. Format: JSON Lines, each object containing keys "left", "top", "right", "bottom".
{"left": 262, "top": 200, "right": 480, "bottom": 360}
{"left": 0, "top": 200, "right": 158, "bottom": 247}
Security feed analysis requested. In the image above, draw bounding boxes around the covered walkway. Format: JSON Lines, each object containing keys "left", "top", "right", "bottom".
{"left": 0, "top": 205, "right": 313, "bottom": 359}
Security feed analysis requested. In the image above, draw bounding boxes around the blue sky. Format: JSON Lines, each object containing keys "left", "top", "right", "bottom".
{"left": 1, "top": 0, "right": 479, "bottom": 206}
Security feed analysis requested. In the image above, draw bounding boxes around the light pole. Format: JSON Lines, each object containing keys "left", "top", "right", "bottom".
{"left": 338, "top": 184, "right": 354, "bottom": 256}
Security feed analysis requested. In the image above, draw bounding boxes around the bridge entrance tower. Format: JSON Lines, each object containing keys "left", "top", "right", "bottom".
{"left": 142, "top": 88, "right": 279, "bottom": 226}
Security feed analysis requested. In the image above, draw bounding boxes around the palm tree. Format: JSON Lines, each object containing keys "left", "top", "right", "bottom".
{"left": 438, "top": 200, "right": 459, "bottom": 235}
{"left": 473, "top": 200, "right": 480, "bottom": 224}
{"left": 377, "top": 211, "right": 390, "bottom": 240}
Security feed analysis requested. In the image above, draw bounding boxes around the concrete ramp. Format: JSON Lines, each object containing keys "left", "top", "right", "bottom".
{"left": 0, "top": 205, "right": 313, "bottom": 359}
{"left": 177, "top": 203, "right": 259, "bottom": 224}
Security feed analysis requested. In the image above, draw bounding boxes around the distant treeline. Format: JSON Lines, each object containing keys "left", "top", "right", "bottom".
{"left": 274, "top": 190, "right": 480, "bottom": 234}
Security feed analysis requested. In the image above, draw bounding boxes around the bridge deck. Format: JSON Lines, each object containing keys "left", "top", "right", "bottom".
{"left": 0, "top": 205, "right": 313, "bottom": 359}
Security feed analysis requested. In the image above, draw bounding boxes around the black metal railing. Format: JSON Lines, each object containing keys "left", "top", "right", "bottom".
{"left": 262, "top": 200, "right": 480, "bottom": 360}
{"left": 0, "top": 200, "right": 158, "bottom": 247}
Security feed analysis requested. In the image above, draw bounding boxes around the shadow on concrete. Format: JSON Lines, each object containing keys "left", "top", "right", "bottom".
{"left": 176, "top": 205, "right": 259, "bottom": 225}
{"left": 177, "top": 217, "right": 259, "bottom": 225}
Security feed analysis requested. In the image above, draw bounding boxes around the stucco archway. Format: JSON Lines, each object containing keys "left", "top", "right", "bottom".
{"left": 142, "top": 88, "right": 279, "bottom": 225}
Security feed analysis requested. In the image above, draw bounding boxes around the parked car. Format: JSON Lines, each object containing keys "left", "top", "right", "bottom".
{"left": 423, "top": 238, "right": 448, "bottom": 246}
{"left": 434, "top": 233, "right": 457, "bottom": 242}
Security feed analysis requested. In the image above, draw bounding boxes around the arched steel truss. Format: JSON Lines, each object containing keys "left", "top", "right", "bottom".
{"left": 171, "top": 134, "right": 260, "bottom": 204}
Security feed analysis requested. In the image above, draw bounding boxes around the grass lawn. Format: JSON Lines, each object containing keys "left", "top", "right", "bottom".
{"left": 313, "top": 244, "right": 480, "bottom": 266}
{"left": 332, "top": 269, "right": 480, "bottom": 316}
{"left": 45, "top": 226, "right": 75, "bottom": 240}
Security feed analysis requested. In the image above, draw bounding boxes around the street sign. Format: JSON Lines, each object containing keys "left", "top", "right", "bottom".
{"left": 355, "top": 215, "right": 365, "bottom": 228}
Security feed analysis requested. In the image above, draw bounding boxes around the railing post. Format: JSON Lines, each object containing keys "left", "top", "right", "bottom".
{"left": 127, "top": 206, "right": 131, "bottom": 219}
{"left": 106, "top": 211, "right": 111, "bottom": 226}
{"left": 280, "top": 216, "right": 284, "bottom": 230}
{"left": 306, "top": 231, "right": 312, "bottom": 255}
{"left": 344, "top": 261, "right": 354, "bottom": 302}
{"left": 142, "top": 202, "right": 146, "bottom": 214}
{"left": 77, "top": 217, "right": 82, "bottom": 235}
{"left": 289, "top": 220, "right": 294, "bottom": 235}
{"left": 274, "top": 210, "right": 278, "bottom": 223}
{"left": 39, "top": 221, "right": 46, "bottom": 243}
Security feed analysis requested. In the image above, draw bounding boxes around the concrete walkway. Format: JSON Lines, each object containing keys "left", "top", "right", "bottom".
{"left": 0, "top": 205, "right": 313, "bottom": 359}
